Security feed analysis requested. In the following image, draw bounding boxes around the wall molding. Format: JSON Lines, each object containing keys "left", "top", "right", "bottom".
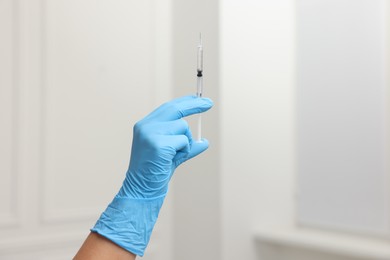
{"left": 0, "top": 215, "right": 18, "bottom": 228}
{"left": 0, "top": 0, "right": 170, "bottom": 259}
{"left": 37, "top": 0, "right": 99, "bottom": 225}
{"left": 38, "top": 0, "right": 160, "bottom": 225}
{"left": 0, "top": 0, "right": 20, "bottom": 228}
{"left": 0, "top": 231, "right": 86, "bottom": 254}
{"left": 41, "top": 206, "right": 101, "bottom": 224}
{"left": 255, "top": 227, "right": 390, "bottom": 260}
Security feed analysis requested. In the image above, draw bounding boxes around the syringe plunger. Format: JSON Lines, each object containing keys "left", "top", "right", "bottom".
{"left": 197, "top": 34, "right": 203, "bottom": 75}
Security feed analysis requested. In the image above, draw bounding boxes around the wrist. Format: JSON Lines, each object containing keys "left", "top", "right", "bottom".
{"left": 91, "top": 195, "right": 164, "bottom": 256}
{"left": 119, "top": 169, "right": 170, "bottom": 199}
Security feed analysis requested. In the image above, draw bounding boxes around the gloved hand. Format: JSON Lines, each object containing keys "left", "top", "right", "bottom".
{"left": 91, "top": 95, "right": 213, "bottom": 256}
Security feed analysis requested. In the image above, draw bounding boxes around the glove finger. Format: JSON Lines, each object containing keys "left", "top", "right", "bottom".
{"left": 153, "top": 119, "right": 191, "bottom": 136}
{"left": 175, "top": 138, "right": 209, "bottom": 167}
{"left": 144, "top": 95, "right": 213, "bottom": 121}
{"left": 159, "top": 135, "right": 190, "bottom": 155}
{"left": 157, "top": 120, "right": 194, "bottom": 148}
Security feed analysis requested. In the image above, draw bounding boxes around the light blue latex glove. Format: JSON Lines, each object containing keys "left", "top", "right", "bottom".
{"left": 91, "top": 95, "right": 213, "bottom": 256}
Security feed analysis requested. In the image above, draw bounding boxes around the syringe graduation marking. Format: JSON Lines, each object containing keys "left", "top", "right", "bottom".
{"left": 197, "top": 33, "right": 203, "bottom": 97}
{"left": 196, "top": 34, "right": 203, "bottom": 141}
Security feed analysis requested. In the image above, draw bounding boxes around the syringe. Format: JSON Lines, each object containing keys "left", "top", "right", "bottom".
{"left": 196, "top": 34, "right": 203, "bottom": 142}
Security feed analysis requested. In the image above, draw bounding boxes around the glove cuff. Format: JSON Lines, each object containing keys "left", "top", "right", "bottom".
{"left": 91, "top": 195, "right": 165, "bottom": 256}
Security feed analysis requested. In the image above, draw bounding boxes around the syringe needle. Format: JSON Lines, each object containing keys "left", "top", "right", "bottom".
{"left": 196, "top": 33, "right": 203, "bottom": 142}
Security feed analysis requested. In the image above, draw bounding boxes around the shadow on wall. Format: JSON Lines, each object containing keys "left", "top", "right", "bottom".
{"left": 255, "top": 243, "right": 371, "bottom": 260}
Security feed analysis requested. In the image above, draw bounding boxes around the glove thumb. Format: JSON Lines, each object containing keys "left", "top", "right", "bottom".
{"left": 175, "top": 138, "right": 209, "bottom": 167}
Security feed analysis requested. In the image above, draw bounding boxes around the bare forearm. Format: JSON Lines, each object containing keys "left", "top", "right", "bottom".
{"left": 74, "top": 232, "right": 136, "bottom": 260}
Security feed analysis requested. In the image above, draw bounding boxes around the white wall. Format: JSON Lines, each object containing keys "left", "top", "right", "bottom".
{"left": 220, "top": 0, "right": 296, "bottom": 259}
{"left": 2, "top": 1, "right": 390, "bottom": 260}
{"left": 0, "top": 0, "right": 173, "bottom": 259}
{"left": 219, "top": 1, "right": 390, "bottom": 260}
{"left": 170, "top": 1, "right": 221, "bottom": 260}
{"left": 296, "top": 0, "right": 390, "bottom": 236}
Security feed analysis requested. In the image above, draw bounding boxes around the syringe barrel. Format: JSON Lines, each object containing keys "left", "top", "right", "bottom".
{"left": 197, "top": 45, "right": 203, "bottom": 72}
{"left": 197, "top": 76, "right": 203, "bottom": 97}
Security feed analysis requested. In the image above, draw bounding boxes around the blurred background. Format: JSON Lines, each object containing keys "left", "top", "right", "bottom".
{"left": 1, "top": 0, "right": 390, "bottom": 259}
